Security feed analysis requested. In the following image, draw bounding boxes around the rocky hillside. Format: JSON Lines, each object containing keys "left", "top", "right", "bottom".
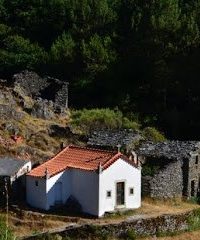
{"left": 0, "top": 71, "right": 79, "bottom": 165}
{"left": 0, "top": 70, "right": 166, "bottom": 165}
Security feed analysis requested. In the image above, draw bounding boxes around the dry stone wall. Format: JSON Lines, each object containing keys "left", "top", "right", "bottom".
{"left": 142, "top": 158, "right": 183, "bottom": 198}
{"left": 13, "top": 71, "right": 69, "bottom": 109}
{"left": 22, "top": 211, "right": 194, "bottom": 240}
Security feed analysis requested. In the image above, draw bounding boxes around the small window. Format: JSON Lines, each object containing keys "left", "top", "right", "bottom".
{"left": 106, "top": 191, "right": 111, "bottom": 198}
{"left": 191, "top": 180, "right": 195, "bottom": 197}
{"left": 129, "top": 187, "right": 134, "bottom": 195}
{"left": 196, "top": 155, "right": 199, "bottom": 164}
{"left": 35, "top": 180, "right": 38, "bottom": 186}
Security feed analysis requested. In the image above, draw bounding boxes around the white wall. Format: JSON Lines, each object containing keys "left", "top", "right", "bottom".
{"left": 26, "top": 158, "right": 141, "bottom": 217}
{"left": 10, "top": 161, "right": 32, "bottom": 184}
{"left": 27, "top": 170, "right": 72, "bottom": 210}
{"left": 46, "top": 170, "right": 72, "bottom": 209}
{"left": 71, "top": 169, "right": 99, "bottom": 216}
{"left": 98, "top": 158, "right": 141, "bottom": 217}
{"left": 26, "top": 176, "right": 47, "bottom": 210}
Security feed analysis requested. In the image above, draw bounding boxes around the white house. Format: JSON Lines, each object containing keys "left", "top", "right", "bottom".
{"left": 0, "top": 157, "right": 31, "bottom": 200}
{"left": 26, "top": 145, "right": 141, "bottom": 217}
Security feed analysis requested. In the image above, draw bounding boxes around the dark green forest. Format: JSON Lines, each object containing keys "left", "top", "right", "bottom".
{"left": 1, "top": 0, "right": 200, "bottom": 139}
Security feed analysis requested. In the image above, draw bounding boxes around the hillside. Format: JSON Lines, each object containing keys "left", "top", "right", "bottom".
{"left": 0, "top": 73, "right": 79, "bottom": 164}
{"left": 0, "top": 71, "right": 166, "bottom": 164}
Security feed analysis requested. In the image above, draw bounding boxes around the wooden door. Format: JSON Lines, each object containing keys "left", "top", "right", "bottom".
{"left": 116, "top": 182, "right": 125, "bottom": 206}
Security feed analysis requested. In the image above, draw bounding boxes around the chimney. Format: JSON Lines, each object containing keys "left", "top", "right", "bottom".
{"left": 45, "top": 168, "right": 49, "bottom": 179}
{"left": 98, "top": 162, "right": 103, "bottom": 174}
{"left": 116, "top": 144, "right": 121, "bottom": 153}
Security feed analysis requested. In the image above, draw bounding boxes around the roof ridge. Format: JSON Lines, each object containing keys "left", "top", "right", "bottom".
{"left": 68, "top": 144, "right": 117, "bottom": 154}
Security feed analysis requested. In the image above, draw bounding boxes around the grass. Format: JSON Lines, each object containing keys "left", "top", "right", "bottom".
{"left": 0, "top": 108, "right": 72, "bottom": 162}
{"left": 141, "top": 230, "right": 200, "bottom": 240}
{"left": 3, "top": 198, "right": 199, "bottom": 238}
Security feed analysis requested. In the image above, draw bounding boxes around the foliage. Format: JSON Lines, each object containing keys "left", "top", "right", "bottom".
{"left": 71, "top": 108, "right": 139, "bottom": 134}
{"left": 2, "top": 0, "right": 200, "bottom": 137}
{"left": 81, "top": 34, "right": 116, "bottom": 75}
{"left": 187, "top": 208, "right": 200, "bottom": 231}
{"left": 142, "top": 127, "right": 166, "bottom": 142}
{"left": 0, "top": 217, "right": 16, "bottom": 240}
{"left": 142, "top": 164, "right": 160, "bottom": 176}
{"left": 125, "top": 229, "right": 137, "bottom": 240}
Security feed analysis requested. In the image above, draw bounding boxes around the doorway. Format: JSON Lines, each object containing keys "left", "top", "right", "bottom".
{"left": 116, "top": 182, "right": 125, "bottom": 206}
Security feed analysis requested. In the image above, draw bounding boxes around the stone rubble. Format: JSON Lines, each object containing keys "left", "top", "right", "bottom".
{"left": 87, "top": 129, "right": 143, "bottom": 150}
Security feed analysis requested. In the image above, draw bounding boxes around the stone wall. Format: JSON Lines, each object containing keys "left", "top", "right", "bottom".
{"left": 55, "top": 82, "right": 69, "bottom": 108}
{"left": 142, "top": 158, "right": 183, "bottom": 198}
{"left": 13, "top": 71, "right": 69, "bottom": 109}
{"left": 22, "top": 210, "right": 194, "bottom": 239}
{"left": 186, "top": 151, "right": 200, "bottom": 198}
{"left": 13, "top": 71, "right": 49, "bottom": 97}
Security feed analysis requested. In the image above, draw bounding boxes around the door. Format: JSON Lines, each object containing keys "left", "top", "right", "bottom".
{"left": 55, "top": 182, "right": 62, "bottom": 204}
{"left": 116, "top": 182, "right": 125, "bottom": 206}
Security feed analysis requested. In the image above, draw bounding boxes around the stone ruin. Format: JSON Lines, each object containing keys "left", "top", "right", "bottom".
{"left": 87, "top": 129, "right": 143, "bottom": 151}
{"left": 13, "top": 70, "right": 69, "bottom": 114}
{"left": 136, "top": 141, "right": 200, "bottom": 199}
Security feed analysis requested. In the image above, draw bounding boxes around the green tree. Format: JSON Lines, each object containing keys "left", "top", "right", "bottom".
{"left": 81, "top": 34, "right": 116, "bottom": 75}
{"left": 0, "top": 34, "right": 47, "bottom": 73}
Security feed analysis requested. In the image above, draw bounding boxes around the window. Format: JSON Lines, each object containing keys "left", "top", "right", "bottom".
{"left": 191, "top": 180, "right": 195, "bottom": 197}
{"left": 196, "top": 155, "right": 199, "bottom": 164}
{"left": 129, "top": 187, "right": 134, "bottom": 195}
{"left": 35, "top": 180, "right": 38, "bottom": 186}
{"left": 106, "top": 191, "right": 111, "bottom": 198}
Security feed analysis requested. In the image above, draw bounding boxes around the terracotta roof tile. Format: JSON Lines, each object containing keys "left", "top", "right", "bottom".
{"left": 28, "top": 145, "right": 135, "bottom": 178}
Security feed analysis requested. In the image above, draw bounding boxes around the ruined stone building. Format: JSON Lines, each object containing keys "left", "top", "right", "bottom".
{"left": 13, "top": 70, "right": 69, "bottom": 110}
{"left": 87, "top": 129, "right": 143, "bottom": 151}
{"left": 137, "top": 141, "right": 200, "bottom": 199}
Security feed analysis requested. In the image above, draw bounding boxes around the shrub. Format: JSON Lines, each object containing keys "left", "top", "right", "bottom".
{"left": 125, "top": 229, "right": 137, "bottom": 240}
{"left": 187, "top": 208, "right": 200, "bottom": 231}
{"left": 0, "top": 217, "right": 16, "bottom": 240}
{"left": 142, "top": 127, "right": 166, "bottom": 142}
{"left": 142, "top": 165, "right": 160, "bottom": 176}
{"left": 122, "top": 117, "right": 140, "bottom": 130}
{"left": 71, "top": 108, "right": 139, "bottom": 134}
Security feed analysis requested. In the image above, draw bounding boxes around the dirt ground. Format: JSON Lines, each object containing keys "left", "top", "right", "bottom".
{"left": 1, "top": 198, "right": 200, "bottom": 238}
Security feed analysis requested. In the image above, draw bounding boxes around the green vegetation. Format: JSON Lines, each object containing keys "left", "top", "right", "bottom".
{"left": 0, "top": 217, "right": 15, "bottom": 240}
{"left": 71, "top": 108, "right": 140, "bottom": 134}
{"left": 142, "top": 165, "right": 160, "bottom": 176}
{"left": 125, "top": 229, "right": 137, "bottom": 240}
{"left": 187, "top": 208, "right": 200, "bottom": 231}
{"left": 1, "top": 0, "right": 200, "bottom": 138}
{"left": 142, "top": 127, "right": 166, "bottom": 142}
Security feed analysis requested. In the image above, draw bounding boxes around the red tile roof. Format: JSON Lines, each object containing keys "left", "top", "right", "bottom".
{"left": 28, "top": 145, "right": 136, "bottom": 178}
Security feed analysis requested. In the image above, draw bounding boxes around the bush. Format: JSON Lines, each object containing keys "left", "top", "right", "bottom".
{"left": 187, "top": 208, "right": 200, "bottom": 231}
{"left": 142, "top": 127, "right": 166, "bottom": 142}
{"left": 71, "top": 108, "right": 139, "bottom": 134}
{"left": 125, "top": 229, "right": 137, "bottom": 240}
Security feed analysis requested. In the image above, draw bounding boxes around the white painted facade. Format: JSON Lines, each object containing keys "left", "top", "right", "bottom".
{"left": 98, "top": 158, "right": 141, "bottom": 216}
{"left": 11, "top": 161, "right": 32, "bottom": 183}
{"left": 26, "top": 158, "right": 141, "bottom": 216}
